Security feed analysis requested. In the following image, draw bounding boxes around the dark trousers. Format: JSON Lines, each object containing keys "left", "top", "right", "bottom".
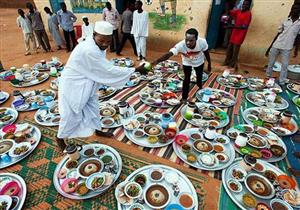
{"left": 63, "top": 30, "right": 77, "bottom": 51}
{"left": 224, "top": 42, "right": 241, "bottom": 68}
{"left": 116, "top": 33, "right": 137, "bottom": 55}
{"left": 34, "top": 29, "right": 51, "bottom": 51}
{"left": 182, "top": 64, "right": 204, "bottom": 100}
{"left": 110, "top": 29, "right": 120, "bottom": 52}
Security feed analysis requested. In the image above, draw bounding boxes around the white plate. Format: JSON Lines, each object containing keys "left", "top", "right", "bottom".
{"left": 0, "top": 108, "right": 18, "bottom": 128}
{"left": 8, "top": 142, "right": 32, "bottom": 158}
{"left": 196, "top": 88, "right": 237, "bottom": 108}
{"left": 0, "top": 92, "right": 9, "bottom": 105}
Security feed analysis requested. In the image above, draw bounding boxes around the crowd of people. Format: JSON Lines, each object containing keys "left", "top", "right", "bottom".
{"left": 13, "top": 0, "right": 300, "bottom": 148}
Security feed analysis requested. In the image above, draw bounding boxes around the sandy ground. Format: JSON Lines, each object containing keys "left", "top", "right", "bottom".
{"left": 0, "top": 8, "right": 287, "bottom": 128}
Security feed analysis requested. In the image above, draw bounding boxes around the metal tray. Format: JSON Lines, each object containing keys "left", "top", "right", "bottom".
{"left": 154, "top": 60, "right": 181, "bottom": 73}
{"left": 245, "top": 92, "right": 289, "bottom": 111}
{"left": 181, "top": 102, "right": 230, "bottom": 129}
{"left": 0, "top": 173, "right": 27, "bottom": 210}
{"left": 53, "top": 143, "right": 122, "bottom": 200}
{"left": 216, "top": 75, "right": 248, "bottom": 89}
{"left": 226, "top": 124, "right": 287, "bottom": 162}
{"left": 247, "top": 77, "right": 282, "bottom": 93}
{"left": 242, "top": 107, "right": 298, "bottom": 136}
{"left": 196, "top": 88, "right": 237, "bottom": 108}
{"left": 34, "top": 102, "right": 60, "bottom": 127}
{"left": 0, "top": 107, "right": 18, "bottom": 128}
{"left": 0, "top": 123, "right": 42, "bottom": 169}
{"left": 11, "top": 89, "right": 56, "bottom": 112}
{"left": 116, "top": 164, "right": 199, "bottom": 210}
{"left": 292, "top": 95, "right": 300, "bottom": 108}
{"left": 11, "top": 73, "right": 49, "bottom": 88}
{"left": 173, "top": 128, "right": 235, "bottom": 171}
{"left": 123, "top": 113, "right": 176, "bottom": 148}
{"left": 222, "top": 158, "right": 285, "bottom": 210}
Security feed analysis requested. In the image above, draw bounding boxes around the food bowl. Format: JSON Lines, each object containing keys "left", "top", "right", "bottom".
{"left": 149, "top": 168, "right": 164, "bottom": 182}
{"left": 270, "top": 198, "right": 293, "bottom": 210}
{"left": 245, "top": 173, "right": 275, "bottom": 199}
{"left": 86, "top": 173, "right": 106, "bottom": 191}
{"left": 214, "top": 135, "right": 230, "bottom": 144}
{"left": 143, "top": 183, "right": 171, "bottom": 209}
{"left": 193, "top": 140, "right": 213, "bottom": 153}
{"left": 133, "top": 129, "right": 145, "bottom": 138}
{"left": 124, "top": 119, "right": 140, "bottom": 130}
{"left": 230, "top": 167, "right": 247, "bottom": 182}
{"left": 125, "top": 182, "right": 143, "bottom": 199}
{"left": 190, "top": 132, "right": 202, "bottom": 141}
{"left": 177, "top": 192, "right": 195, "bottom": 209}
{"left": 101, "top": 117, "right": 115, "bottom": 126}
{"left": 0, "top": 140, "right": 14, "bottom": 156}
{"left": 77, "top": 158, "right": 103, "bottom": 179}
{"left": 215, "top": 153, "right": 229, "bottom": 163}
{"left": 61, "top": 178, "right": 78, "bottom": 193}
{"left": 81, "top": 146, "right": 95, "bottom": 157}
{"left": 227, "top": 179, "right": 243, "bottom": 193}
{"left": 213, "top": 143, "right": 224, "bottom": 153}
{"left": 144, "top": 124, "right": 163, "bottom": 137}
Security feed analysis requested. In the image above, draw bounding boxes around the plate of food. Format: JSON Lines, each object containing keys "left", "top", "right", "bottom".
{"left": 181, "top": 102, "right": 230, "bottom": 129}
{"left": 123, "top": 112, "right": 178, "bottom": 148}
{"left": 0, "top": 108, "right": 18, "bottom": 128}
{"left": 172, "top": 128, "right": 235, "bottom": 171}
{"left": 53, "top": 143, "right": 122, "bottom": 200}
{"left": 10, "top": 71, "right": 49, "bottom": 88}
{"left": 245, "top": 91, "right": 289, "bottom": 110}
{"left": 242, "top": 107, "right": 298, "bottom": 136}
{"left": 287, "top": 82, "right": 300, "bottom": 95}
{"left": 222, "top": 157, "right": 295, "bottom": 210}
{"left": 11, "top": 89, "right": 56, "bottom": 112}
{"left": 151, "top": 78, "right": 183, "bottom": 92}
{"left": 0, "top": 173, "right": 27, "bottom": 210}
{"left": 154, "top": 60, "right": 181, "bottom": 73}
{"left": 0, "top": 91, "right": 9, "bottom": 105}
{"left": 116, "top": 164, "right": 198, "bottom": 210}
{"left": 0, "top": 123, "right": 41, "bottom": 169}
{"left": 99, "top": 100, "right": 135, "bottom": 128}
{"left": 125, "top": 73, "right": 141, "bottom": 88}
{"left": 247, "top": 77, "right": 282, "bottom": 93}
{"left": 226, "top": 124, "right": 287, "bottom": 162}
{"left": 111, "top": 57, "right": 134, "bottom": 67}
{"left": 34, "top": 101, "right": 60, "bottom": 127}
{"left": 98, "top": 85, "right": 117, "bottom": 101}
{"left": 177, "top": 71, "right": 208, "bottom": 83}
{"left": 216, "top": 74, "right": 248, "bottom": 89}
{"left": 196, "top": 88, "right": 236, "bottom": 108}
{"left": 32, "top": 58, "right": 64, "bottom": 71}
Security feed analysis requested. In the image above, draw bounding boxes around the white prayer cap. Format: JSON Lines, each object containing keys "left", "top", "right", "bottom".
{"left": 94, "top": 21, "right": 113, "bottom": 35}
{"left": 82, "top": 16, "right": 88, "bottom": 20}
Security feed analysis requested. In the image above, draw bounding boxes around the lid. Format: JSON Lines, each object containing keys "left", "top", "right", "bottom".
{"left": 65, "top": 144, "right": 77, "bottom": 153}
{"left": 288, "top": 65, "right": 300, "bottom": 73}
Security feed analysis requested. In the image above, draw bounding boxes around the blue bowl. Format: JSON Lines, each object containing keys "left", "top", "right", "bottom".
{"left": 12, "top": 99, "right": 25, "bottom": 107}
{"left": 166, "top": 204, "right": 184, "bottom": 210}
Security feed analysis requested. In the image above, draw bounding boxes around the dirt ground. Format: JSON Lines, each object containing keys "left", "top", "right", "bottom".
{"left": 0, "top": 8, "right": 291, "bottom": 124}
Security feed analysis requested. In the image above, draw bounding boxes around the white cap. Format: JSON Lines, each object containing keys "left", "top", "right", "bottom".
{"left": 94, "top": 21, "right": 113, "bottom": 35}
{"left": 82, "top": 16, "right": 88, "bottom": 20}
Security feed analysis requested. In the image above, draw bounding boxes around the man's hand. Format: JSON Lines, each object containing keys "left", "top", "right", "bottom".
{"left": 135, "top": 64, "right": 148, "bottom": 75}
{"left": 207, "top": 64, "right": 212, "bottom": 73}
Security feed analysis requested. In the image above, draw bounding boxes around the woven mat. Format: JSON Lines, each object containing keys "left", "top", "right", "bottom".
{"left": 2, "top": 120, "right": 221, "bottom": 210}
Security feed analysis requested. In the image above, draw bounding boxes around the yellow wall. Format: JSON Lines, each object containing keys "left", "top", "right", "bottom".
{"left": 33, "top": 0, "right": 296, "bottom": 66}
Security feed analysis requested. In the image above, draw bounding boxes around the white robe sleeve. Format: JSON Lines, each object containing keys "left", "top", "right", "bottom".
{"left": 80, "top": 49, "right": 135, "bottom": 88}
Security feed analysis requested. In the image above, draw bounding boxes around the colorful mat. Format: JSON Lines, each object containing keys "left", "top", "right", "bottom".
{"left": 1, "top": 121, "right": 221, "bottom": 210}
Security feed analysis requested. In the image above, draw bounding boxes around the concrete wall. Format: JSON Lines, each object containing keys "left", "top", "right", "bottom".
{"left": 32, "top": 0, "right": 296, "bottom": 65}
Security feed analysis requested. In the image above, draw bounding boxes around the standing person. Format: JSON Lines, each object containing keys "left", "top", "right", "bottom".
{"left": 16, "top": 9, "right": 37, "bottom": 55}
{"left": 77, "top": 16, "right": 94, "bottom": 42}
{"left": 223, "top": 0, "right": 252, "bottom": 70}
{"left": 103, "top": 2, "right": 120, "bottom": 52}
{"left": 116, "top": 2, "right": 137, "bottom": 56}
{"left": 131, "top": 0, "right": 149, "bottom": 61}
{"left": 56, "top": 21, "right": 147, "bottom": 150}
{"left": 57, "top": 2, "right": 77, "bottom": 52}
{"left": 44, "top": 7, "right": 64, "bottom": 50}
{"left": 266, "top": 8, "right": 300, "bottom": 85}
{"left": 26, "top": 3, "right": 51, "bottom": 52}
{"left": 152, "top": 28, "right": 211, "bottom": 102}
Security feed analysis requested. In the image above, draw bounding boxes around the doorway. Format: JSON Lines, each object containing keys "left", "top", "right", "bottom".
{"left": 206, "top": 0, "right": 236, "bottom": 50}
{"left": 49, "top": 0, "right": 64, "bottom": 13}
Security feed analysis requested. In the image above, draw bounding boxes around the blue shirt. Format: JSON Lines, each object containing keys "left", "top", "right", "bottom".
{"left": 57, "top": 10, "right": 77, "bottom": 31}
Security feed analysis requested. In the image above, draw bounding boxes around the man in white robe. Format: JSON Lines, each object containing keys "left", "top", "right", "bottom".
{"left": 57, "top": 21, "right": 146, "bottom": 150}
{"left": 77, "top": 16, "right": 94, "bottom": 42}
{"left": 131, "top": 0, "right": 148, "bottom": 61}
{"left": 44, "top": 7, "right": 64, "bottom": 50}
